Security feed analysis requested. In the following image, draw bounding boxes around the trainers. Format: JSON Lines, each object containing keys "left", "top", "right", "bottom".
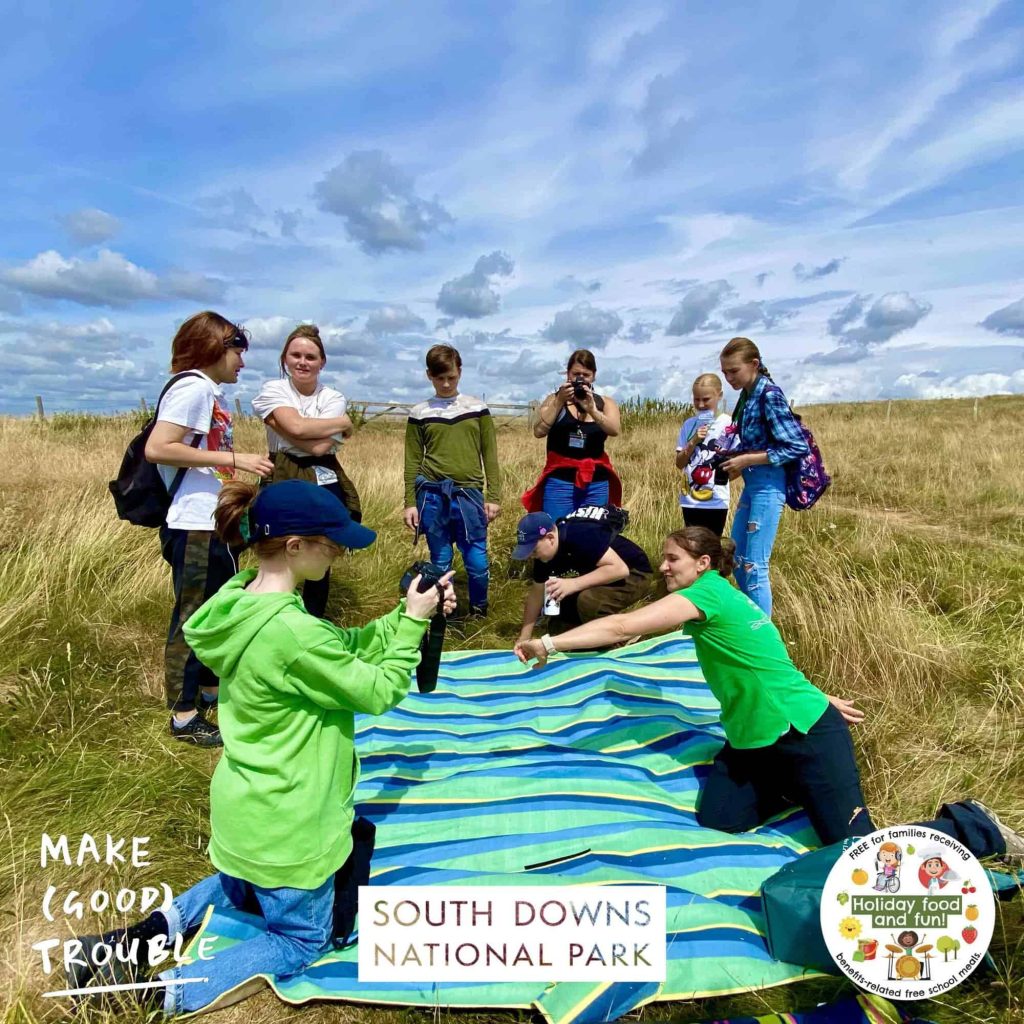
{"left": 170, "top": 713, "right": 222, "bottom": 747}
{"left": 968, "top": 800, "right": 1024, "bottom": 864}
{"left": 64, "top": 933, "right": 145, "bottom": 1008}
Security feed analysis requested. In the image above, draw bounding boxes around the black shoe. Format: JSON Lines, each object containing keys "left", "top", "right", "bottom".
{"left": 65, "top": 934, "right": 147, "bottom": 1009}
{"left": 468, "top": 604, "right": 488, "bottom": 618}
{"left": 170, "top": 713, "right": 222, "bottom": 747}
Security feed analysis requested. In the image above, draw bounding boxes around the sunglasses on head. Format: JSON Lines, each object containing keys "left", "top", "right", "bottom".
{"left": 225, "top": 326, "right": 250, "bottom": 352}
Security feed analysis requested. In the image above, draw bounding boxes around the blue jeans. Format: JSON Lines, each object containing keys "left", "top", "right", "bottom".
{"left": 159, "top": 872, "right": 333, "bottom": 1015}
{"left": 542, "top": 476, "right": 610, "bottom": 520}
{"left": 730, "top": 464, "right": 785, "bottom": 616}
{"left": 416, "top": 479, "right": 490, "bottom": 609}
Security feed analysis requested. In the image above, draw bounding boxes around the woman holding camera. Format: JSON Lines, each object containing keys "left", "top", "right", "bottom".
{"left": 522, "top": 349, "right": 623, "bottom": 519}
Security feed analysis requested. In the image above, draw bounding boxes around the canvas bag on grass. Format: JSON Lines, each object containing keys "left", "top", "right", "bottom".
{"left": 108, "top": 371, "right": 203, "bottom": 527}
{"left": 761, "top": 840, "right": 849, "bottom": 972}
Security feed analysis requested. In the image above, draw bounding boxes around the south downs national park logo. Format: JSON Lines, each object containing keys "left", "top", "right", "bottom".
{"left": 820, "top": 826, "right": 994, "bottom": 1000}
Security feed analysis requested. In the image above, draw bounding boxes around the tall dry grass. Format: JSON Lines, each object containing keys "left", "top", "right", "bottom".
{"left": 1, "top": 395, "right": 1022, "bottom": 1024}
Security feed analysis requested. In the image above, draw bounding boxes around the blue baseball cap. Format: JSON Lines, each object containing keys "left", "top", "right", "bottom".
{"left": 512, "top": 511, "right": 556, "bottom": 560}
{"left": 248, "top": 480, "right": 376, "bottom": 550}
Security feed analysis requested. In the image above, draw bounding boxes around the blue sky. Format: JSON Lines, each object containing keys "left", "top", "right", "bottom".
{"left": 2, "top": 0, "right": 1023, "bottom": 414}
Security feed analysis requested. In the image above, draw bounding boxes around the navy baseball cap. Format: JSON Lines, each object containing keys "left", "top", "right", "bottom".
{"left": 512, "top": 511, "right": 556, "bottom": 560}
{"left": 249, "top": 480, "right": 376, "bottom": 550}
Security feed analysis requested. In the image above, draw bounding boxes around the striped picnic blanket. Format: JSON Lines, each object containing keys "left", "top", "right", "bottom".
{"left": 195, "top": 636, "right": 825, "bottom": 1023}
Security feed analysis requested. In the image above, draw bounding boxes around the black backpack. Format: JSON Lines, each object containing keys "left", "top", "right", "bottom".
{"left": 108, "top": 372, "right": 205, "bottom": 527}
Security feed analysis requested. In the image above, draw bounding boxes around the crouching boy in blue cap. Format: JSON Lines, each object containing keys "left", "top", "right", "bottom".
{"left": 512, "top": 509, "right": 653, "bottom": 657}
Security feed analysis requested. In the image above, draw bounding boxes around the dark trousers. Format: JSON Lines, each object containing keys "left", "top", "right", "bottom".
{"left": 682, "top": 506, "right": 728, "bottom": 536}
{"left": 697, "top": 703, "right": 1006, "bottom": 858}
{"left": 159, "top": 527, "right": 238, "bottom": 712}
{"left": 549, "top": 568, "right": 653, "bottom": 634}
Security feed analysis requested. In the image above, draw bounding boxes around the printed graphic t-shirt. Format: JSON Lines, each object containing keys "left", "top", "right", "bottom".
{"left": 677, "top": 412, "right": 733, "bottom": 509}
{"left": 251, "top": 378, "right": 348, "bottom": 456}
{"left": 680, "top": 570, "right": 827, "bottom": 748}
{"left": 157, "top": 373, "right": 235, "bottom": 531}
{"left": 532, "top": 518, "right": 652, "bottom": 584}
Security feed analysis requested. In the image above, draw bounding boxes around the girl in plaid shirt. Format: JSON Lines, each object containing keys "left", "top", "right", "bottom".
{"left": 718, "top": 336, "right": 809, "bottom": 616}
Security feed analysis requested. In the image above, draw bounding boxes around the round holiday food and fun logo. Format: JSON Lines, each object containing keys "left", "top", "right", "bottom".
{"left": 820, "top": 826, "right": 994, "bottom": 1000}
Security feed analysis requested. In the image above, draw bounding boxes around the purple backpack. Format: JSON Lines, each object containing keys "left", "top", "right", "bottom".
{"left": 758, "top": 386, "right": 831, "bottom": 511}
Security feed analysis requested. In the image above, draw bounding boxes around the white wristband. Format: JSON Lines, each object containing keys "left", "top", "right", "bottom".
{"left": 541, "top": 633, "right": 557, "bottom": 656}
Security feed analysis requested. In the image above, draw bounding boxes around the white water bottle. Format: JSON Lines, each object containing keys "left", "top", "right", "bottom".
{"left": 543, "top": 580, "right": 561, "bottom": 616}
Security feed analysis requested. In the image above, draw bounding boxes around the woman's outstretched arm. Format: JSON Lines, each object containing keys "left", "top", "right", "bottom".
{"left": 515, "top": 592, "right": 701, "bottom": 664}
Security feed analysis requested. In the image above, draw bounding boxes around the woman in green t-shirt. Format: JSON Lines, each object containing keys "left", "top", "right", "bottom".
{"left": 515, "top": 527, "right": 1020, "bottom": 860}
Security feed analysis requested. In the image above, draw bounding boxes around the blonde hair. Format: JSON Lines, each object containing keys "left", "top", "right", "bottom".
{"left": 692, "top": 372, "right": 723, "bottom": 394}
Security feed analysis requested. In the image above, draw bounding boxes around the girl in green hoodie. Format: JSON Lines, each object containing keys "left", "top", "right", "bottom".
{"left": 69, "top": 479, "right": 454, "bottom": 1014}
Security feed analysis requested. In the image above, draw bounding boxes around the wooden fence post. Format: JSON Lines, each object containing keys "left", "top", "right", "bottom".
{"left": 973, "top": 397, "right": 979, "bottom": 421}
{"left": 527, "top": 400, "right": 540, "bottom": 430}
{"left": 234, "top": 398, "right": 243, "bottom": 418}
{"left": 885, "top": 401, "right": 892, "bottom": 424}
{"left": 140, "top": 397, "right": 149, "bottom": 414}
{"left": 35, "top": 396, "right": 45, "bottom": 421}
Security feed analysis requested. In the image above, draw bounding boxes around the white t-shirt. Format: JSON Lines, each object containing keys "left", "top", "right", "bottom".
{"left": 677, "top": 412, "right": 732, "bottom": 509}
{"left": 251, "top": 378, "right": 347, "bottom": 456}
{"left": 156, "top": 372, "right": 235, "bottom": 531}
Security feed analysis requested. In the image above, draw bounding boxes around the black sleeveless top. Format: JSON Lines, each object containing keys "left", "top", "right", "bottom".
{"left": 546, "top": 396, "right": 609, "bottom": 481}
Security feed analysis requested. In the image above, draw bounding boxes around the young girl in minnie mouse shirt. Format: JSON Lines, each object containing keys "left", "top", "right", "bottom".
{"left": 675, "top": 373, "right": 734, "bottom": 537}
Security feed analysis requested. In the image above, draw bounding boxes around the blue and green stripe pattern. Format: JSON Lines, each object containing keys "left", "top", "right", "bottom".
{"left": 194, "top": 636, "right": 826, "bottom": 1023}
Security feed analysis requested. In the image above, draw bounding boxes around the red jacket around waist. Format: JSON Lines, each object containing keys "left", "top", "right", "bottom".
{"left": 520, "top": 451, "right": 622, "bottom": 512}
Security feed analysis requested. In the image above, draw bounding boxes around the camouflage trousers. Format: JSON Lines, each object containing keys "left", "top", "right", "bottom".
{"left": 159, "top": 527, "right": 239, "bottom": 711}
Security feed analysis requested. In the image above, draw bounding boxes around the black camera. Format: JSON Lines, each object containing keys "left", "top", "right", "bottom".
{"left": 399, "top": 561, "right": 448, "bottom": 694}
{"left": 400, "top": 560, "right": 445, "bottom": 595}
{"left": 572, "top": 375, "right": 589, "bottom": 402}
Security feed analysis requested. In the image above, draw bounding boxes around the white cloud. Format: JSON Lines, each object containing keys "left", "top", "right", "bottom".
{"left": 892, "top": 368, "right": 1024, "bottom": 399}
{"left": 365, "top": 304, "right": 428, "bottom": 336}
{"left": 436, "top": 251, "right": 515, "bottom": 319}
{"left": 196, "top": 187, "right": 267, "bottom": 235}
{"left": 60, "top": 208, "right": 120, "bottom": 246}
{"left": 980, "top": 297, "right": 1024, "bottom": 338}
{"left": 3, "top": 249, "right": 226, "bottom": 308}
{"left": 722, "top": 300, "right": 797, "bottom": 332}
{"left": 542, "top": 301, "right": 623, "bottom": 348}
{"left": 821, "top": 291, "right": 933, "bottom": 360}
{"left": 241, "top": 315, "right": 296, "bottom": 350}
{"left": 630, "top": 71, "right": 690, "bottom": 175}
{"left": 794, "top": 257, "right": 845, "bottom": 281}
{"left": 314, "top": 150, "right": 454, "bottom": 254}
{"left": 665, "top": 280, "right": 735, "bottom": 336}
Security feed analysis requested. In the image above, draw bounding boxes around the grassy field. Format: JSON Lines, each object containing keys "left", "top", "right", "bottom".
{"left": 1, "top": 395, "right": 1022, "bottom": 1024}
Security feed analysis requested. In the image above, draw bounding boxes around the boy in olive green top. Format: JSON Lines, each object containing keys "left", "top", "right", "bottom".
{"left": 403, "top": 344, "right": 501, "bottom": 615}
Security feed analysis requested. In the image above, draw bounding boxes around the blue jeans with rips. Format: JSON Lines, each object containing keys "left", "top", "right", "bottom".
{"left": 159, "top": 872, "right": 334, "bottom": 1015}
{"left": 731, "top": 464, "right": 786, "bottom": 617}
{"left": 542, "top": 476, "right": 610, "bottom": 520}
